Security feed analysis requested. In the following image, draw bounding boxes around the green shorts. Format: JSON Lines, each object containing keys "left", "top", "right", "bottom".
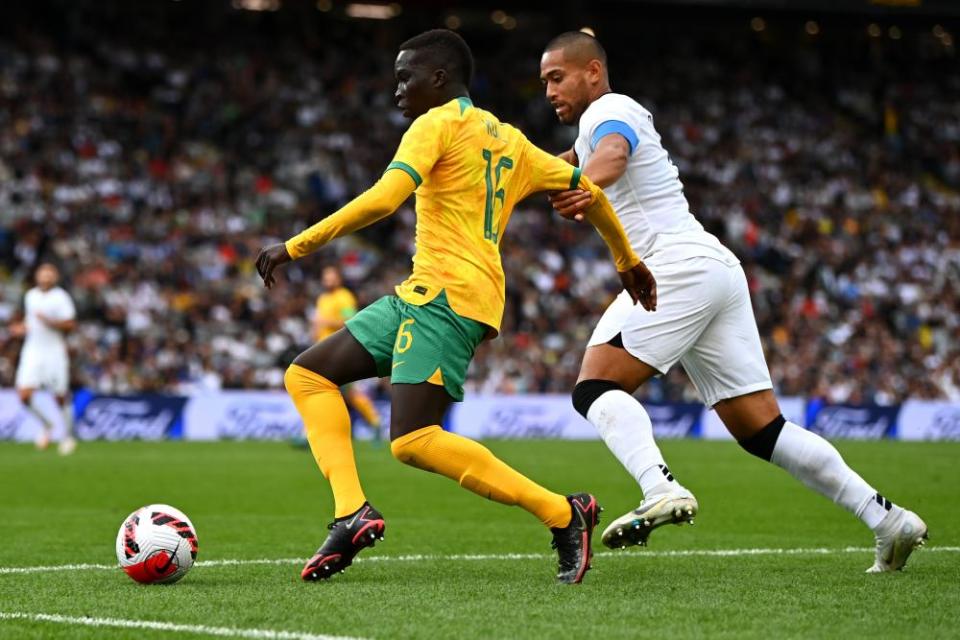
{"left": 344, "top": 291, "right": 487, "bottom": 401}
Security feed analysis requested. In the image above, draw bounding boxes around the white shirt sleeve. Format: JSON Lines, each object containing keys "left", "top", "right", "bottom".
{"left": 55, "top": 289, "right": 76, "bottom": 321}
{"left": 581, "top": 96, "right": 643, "bottom": 155}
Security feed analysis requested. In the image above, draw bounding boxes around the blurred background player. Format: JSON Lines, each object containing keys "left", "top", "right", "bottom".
{"left": 292, "top": 265, "right": 373, "bottom": 447}
{"left": 310, "top": 266, "right": 384, "bottom": 442}
{"left": 10, "top": 263, "right": 77, "bottom": 455}
{"left": 541, "top": 31, "right": 927, "bottom": 572}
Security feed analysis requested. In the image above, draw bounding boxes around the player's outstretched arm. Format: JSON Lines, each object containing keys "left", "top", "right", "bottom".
{"left": 8, "top": 307, "right": 26, "bottom": 338}
{"left": 36, "top": 314, "right": 77, "bottom": 333}
{"left": 580, "top": 188, "right": 657, "bottom": 311}
{"left": 256, "top": 170, "right": 415, "bottom": 288}
{"left": 556, "top": 147, "right": 578, "bottom": 166}
{"left": 549, "top": 135, "right": 630, "bottom": 222}
{"left": 521, "top": 138, "right": 655, "bottom": 311}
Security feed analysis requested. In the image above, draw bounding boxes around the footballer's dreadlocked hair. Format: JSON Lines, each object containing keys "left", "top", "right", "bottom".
{"left": 544, "top": 31, "right": 608, "bottom": 67}
{"left": 399, "top": 29, "right": 475, "bottom": 86}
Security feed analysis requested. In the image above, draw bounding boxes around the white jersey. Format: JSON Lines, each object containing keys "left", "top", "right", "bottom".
{"left": 574, "top": 93, "right": 738, "bottom": 267}
{"left": 22, "top": 286, "right": 75, "bottom": 356}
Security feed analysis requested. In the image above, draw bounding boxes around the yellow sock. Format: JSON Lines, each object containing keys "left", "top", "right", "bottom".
{"left": 284, "top": 364, "right": 366, "bottom": 518}
{"left": 348, "top": 390, "right": 382, "bottom": 428}
{"left": 390, "top": 426, "right": 572, "bottom": 528}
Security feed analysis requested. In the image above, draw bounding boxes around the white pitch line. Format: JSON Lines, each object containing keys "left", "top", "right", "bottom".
{"left": 0, "top": 612, "right": 366, "bottom": 640}
{"left": 2, "top": 546, "right": 957, "bottom": 575}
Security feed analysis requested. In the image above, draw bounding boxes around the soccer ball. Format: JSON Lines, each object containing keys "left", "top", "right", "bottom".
{"left": 116, "top": 504, "right": 198, "bottom": 584}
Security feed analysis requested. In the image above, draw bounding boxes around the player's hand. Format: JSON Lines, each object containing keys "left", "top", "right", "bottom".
{"left": 35, "top": 313, "right": 53, "bottom": 327}
{"left": 548, "top": 189, "right": 594, "bottom": 223}
{"left": 619, "top": 262, "right": 657, "bottom": 312}
{"left": 256, "top": 242, "right": 292, "bottom": 289}
{"left": 9, "top": 321, "right": 25, "bottom": 338}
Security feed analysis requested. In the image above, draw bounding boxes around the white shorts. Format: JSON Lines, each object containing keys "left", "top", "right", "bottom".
{"left": 15, "top": 348, "right": 70, "bottom": 396}
{"left": 588, "top": 257, "right": 772, "bottom": 407}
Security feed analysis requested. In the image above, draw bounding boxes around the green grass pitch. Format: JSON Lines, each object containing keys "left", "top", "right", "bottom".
{"left": 2, "top": 439, "right": 958, "bottom": 639}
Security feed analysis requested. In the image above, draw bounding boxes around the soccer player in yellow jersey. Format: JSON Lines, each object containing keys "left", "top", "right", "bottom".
{"left": 314, "top": 267, "right": 358, "bottom": 343}
{"left": 256, "top": 29, "right": 656, "bottom": 585}
{"left": 312, "top": 266, "right": 383, "bottom": 438}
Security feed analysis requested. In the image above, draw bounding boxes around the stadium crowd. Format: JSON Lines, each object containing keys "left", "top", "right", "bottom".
{"left": 1, "top": 5, "right": 958, "bottom": 404}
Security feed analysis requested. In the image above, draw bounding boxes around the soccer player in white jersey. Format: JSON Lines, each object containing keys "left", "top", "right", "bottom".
{"left": 10, "top": 263, "right": 77, "bottom": 455}
{"left": 539, "top": 31, "right": 926, "bottom": 572}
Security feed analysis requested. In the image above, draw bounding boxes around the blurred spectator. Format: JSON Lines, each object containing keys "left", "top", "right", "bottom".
{"left": 0, "top": 3, "right": 957, "bottom": 403}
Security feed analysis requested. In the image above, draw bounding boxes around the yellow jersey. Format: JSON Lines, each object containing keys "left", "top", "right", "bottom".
{"left": 385, "top": 97, "right": 632, "bottom": 334}
{"left": 285, "top": 97, "right": 638, "bottom": 336}
{"left": 315, "top": 287, "right": 358, "bottom": 341}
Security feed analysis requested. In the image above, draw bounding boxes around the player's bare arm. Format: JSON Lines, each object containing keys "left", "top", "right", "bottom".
{"left": 521, "top": 136, "right": 655, "bottom": 311}
{"left": 34, "top": 313, "right": 76, "bottom": 333}
{"left": 557, "top": 147, "right": 578, "bottom": 166}
{"left": 8, "top": 304, "right": 26, "bottom": 338}
{"left": 9, "top": 320, "right": 26, "bottom": 338}
{"left": 550, "top": 134, "right": 631, "bottom": 222}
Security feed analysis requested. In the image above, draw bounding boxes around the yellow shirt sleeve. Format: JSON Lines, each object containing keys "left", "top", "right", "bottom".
{"left": 581, "top": 189, "right": 641, "bottom": 272}
{"left": 519, "top": 135, "right": 586, "bottom": 196}
{"left": 285, "top": 108, "right": 458, "bottom": 259}
{"left": 519, "top": 138, "right": 640, "bottom": 272}
{"left": 285, "top": 169, "right": 415, "bottom": 259}
{"left": 384, "top": 107, "right": 454, "bottom": 189}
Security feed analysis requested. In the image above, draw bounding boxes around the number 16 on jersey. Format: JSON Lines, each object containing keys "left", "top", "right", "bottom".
{"left": 481, "top": 149, "right": 512, "bottom": 244}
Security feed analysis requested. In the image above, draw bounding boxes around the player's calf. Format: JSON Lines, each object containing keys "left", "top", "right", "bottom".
{"left": 573, "top": 377, "right": 686, "bottom": 498}
{"left": 21, "top": 397, "right": 53, "bottom": 450}
{"left": 301, "top": 502, "right": 385, "bottom": 581}
{"left": 574, "top": 376, "right": 698, "bottom": 549}
{"left": 737, "top": 413, "right": 928, "bottom": 572}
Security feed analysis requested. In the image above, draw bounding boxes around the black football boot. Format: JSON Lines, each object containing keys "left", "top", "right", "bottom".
{"left": 550, "top": 493, "right": 601, "bottom": 584}
{"left": 301, "top": 502, "right": 385, "bottom": 581}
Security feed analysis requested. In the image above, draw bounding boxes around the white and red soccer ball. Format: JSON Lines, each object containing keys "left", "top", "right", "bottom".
{"left": 116, "top": 504, "right": 198, "bottom": 584}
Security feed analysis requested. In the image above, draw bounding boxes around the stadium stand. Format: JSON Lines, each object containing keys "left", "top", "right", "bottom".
{"left": 1, "top": 2, "right": 957, "bottom": 403}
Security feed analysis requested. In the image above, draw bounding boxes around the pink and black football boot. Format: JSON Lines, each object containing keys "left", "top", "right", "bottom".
{"left": 301, "top": 502, "right": 385, "bottom": 581}
{"left": 550, "top": 493, "right": 602, "bottom": 584}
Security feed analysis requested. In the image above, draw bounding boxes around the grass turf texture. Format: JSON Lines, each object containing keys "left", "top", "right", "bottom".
{"left": 1, "top": 439, "right": 958, "bottom": 639}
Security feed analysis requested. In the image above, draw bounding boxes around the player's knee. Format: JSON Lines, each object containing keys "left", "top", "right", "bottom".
{"left": 390, "top": 425, "right": 442, "bottom": 468}
{"left": 572, "top": 379, "right": 623, "bottom": 419}
{"left": 282, "top": 367, "right": 294, "bottom": 392}
{"left": 283, "top": 364, "right": 335, "bottom": 396}
{"left": 736, "top": 414, "right": 785, "bottom": 461}
{"left": 389, "top": 436, "right": 422, "bottom": 468}
{"left": 389, "top": 438, "right": 405, "bottom": 461}
{"left": 283, "top": 365, "right": 306, "bottom": 395}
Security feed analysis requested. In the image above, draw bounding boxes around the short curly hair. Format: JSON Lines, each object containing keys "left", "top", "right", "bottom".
{"left": 399, "top": 29, "right": 474, "bottom": 86}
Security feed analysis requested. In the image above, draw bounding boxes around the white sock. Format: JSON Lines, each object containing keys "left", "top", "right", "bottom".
{"left": 771, "top": 422, "right": 894, "bottom": 531}
{"left": 586, "top": 390, "right": 678, "bottom": 497}
{"left": 24, "top": 399, "right": 52, "bottom": 431}
{"left": 61, "top": 401, "right": 75, "bottom": 439}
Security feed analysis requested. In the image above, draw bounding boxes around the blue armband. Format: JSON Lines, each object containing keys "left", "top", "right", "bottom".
{"left": 590, "top": 120, "right": 639, "bottom": 154}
